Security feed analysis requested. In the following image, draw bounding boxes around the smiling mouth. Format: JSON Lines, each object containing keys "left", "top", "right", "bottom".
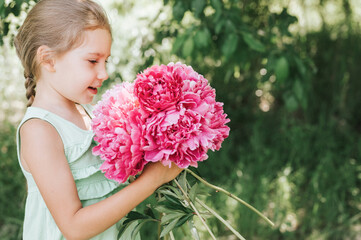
{"left": 88, "top": 87, "right": 98, "bottom": 94}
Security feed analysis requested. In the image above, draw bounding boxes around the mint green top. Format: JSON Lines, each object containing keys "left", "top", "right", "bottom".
{"left": 16, "top": 105, "right": 129, "bottom": 240}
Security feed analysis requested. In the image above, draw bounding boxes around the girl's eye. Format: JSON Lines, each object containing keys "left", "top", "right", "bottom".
{"left": 88, "top": 60, "right": 98, "bottom": 64}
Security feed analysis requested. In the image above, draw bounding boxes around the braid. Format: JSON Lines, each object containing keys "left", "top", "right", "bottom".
{"left": 24, "top": 73, "right": 36, "bottom": 107}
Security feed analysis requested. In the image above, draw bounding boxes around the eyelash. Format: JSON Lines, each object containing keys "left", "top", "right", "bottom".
{"left": 88, "top": 60, "right": 109, "bottom": 64}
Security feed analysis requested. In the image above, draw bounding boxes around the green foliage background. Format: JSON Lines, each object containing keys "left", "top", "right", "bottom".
{"left": 1, "top": 0, "right": 360, "bottom": 239}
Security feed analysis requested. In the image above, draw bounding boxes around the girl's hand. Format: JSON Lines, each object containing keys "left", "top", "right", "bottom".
{"left": 141, "top": 162, "right": 183, "bottom": 187}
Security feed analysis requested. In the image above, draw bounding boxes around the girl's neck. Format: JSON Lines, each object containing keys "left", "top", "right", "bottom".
{"left": 31, "top": 95, "right": 91, "bottom": 131}
{"left": 32, "top": 94, "right": 77, "bottom": 116}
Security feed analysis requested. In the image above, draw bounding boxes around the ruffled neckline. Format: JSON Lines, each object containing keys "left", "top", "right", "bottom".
{"left": 28, "top": 106, "right": 93, "bottom": 134}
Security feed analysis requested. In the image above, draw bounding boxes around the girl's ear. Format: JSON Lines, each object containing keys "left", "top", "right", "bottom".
{"left": 37, "top": 45, "right": 55, "bottom": 72}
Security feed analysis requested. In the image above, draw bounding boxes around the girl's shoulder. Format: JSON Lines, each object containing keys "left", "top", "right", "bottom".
{"left": 19, "top": 113, "right": 65, "bottom": 173}
{"left": 19, "top": 107, "right": 64, "bottom": 151}
{"left": 20, "top": 117, "right": 60, "bottom": 138}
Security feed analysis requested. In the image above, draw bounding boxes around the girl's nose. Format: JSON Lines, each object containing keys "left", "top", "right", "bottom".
{"left": 97, "top": 64, "right": 108, "bottom": 81}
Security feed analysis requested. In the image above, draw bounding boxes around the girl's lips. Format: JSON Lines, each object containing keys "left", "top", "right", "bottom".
{"left": 88, "top": 87, "right": 98, "bottom": 94}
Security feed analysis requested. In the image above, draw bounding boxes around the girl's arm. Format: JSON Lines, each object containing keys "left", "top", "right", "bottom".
{"left": 20, "top": 119, "right": 182, "bottom": 240}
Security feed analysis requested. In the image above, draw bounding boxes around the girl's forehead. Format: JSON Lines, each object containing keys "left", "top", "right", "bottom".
{"left": 75, "top": 29, "right": 111, "bottom": 55}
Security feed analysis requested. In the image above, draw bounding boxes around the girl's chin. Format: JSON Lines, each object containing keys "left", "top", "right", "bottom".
{"left": 77, "top": 96, "right": 95, "bottom": 105}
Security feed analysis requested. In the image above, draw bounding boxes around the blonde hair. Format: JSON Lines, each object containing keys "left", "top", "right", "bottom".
{"left": 14, "top": 0, "right": 111, "bottom": 107}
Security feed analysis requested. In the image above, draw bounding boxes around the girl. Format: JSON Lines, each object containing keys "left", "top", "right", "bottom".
{"left": 14, "top": 0, "right": 182, "bottom": 239}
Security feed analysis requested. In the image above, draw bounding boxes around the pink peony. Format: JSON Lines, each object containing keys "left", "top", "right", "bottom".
{"left": 180, "top": 72, "right": 230, "bottom": 151}
{"left": 92, "top": 62, "right": 230, "bottom": 183}
{"left": 92, "top": 82, "right": 147, "bottom": 183}
{"left": 134, "top": 63, "right": 183, "bottom": 113}
{"left": 140, "top": 63, "right": 230, "bottom": 168}
{"left": 143, "top": 108, "right": 209, "bottom": 168}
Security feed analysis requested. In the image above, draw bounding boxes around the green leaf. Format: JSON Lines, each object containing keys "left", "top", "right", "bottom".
{"left": 172, "top": 34, "right": 187, "bottom": 54}
{"left": 161, "top": 211, "right": 186, "bottom": 224}
{"left": 144, "top": 205, "right": 157, "bottom": 219}
{"left": 161, "top": 189, "right": 180, "bottom": 199}
{"left": 121, "top": 218, "right": 134, "bottom": 226}
{"left": 130, "top": 221, "right": 150, "bottom": 239}
{"left": 178, "top": 171, "right": 188, "bottom": 193}
{"left": 294, "top": 56, "right": 306, "bottom": 76}
{"left": 162, "top": 195, "right": 191, "bottom": 213}
{"left": 174, "top": 214, "right": 193, "bottom": 228}
{"left": 242, "top": 32, "right": 265, "bottom": 52}
{"left": 118, "top": 221, "right": 139, "bottom": 240}
{"left": 118, "top": 219, "right": 153, "bottom": 240}
{"left": 215, "top": 20, "right": 225, "bottom": 34}
{"left": 293, "top": 80, "right": 303, "bottom": 101}
{"left": 163, "top": 194, "right": 183, "bottom": 207}
{"left": 191, "top": 0, "right": 206, "bottom": 17}
{"left": 12, "top": 1, "right": 21, "bottom": 16}
{"left": 189, "top": 183, "right": 199, "bottom": 202}
{"left": 224, "top": 69, "right": 233, "bottom": 83}
{"left": 210, "top": 0, "right": 222, "bottom": 21}
{"left": 157, "top": 185, "right": 183, "bottom": 198}
{"left": 157, "top": 189, "right": 181, "bottom": 200}
{"left": 123, "top": 211, "right": 152, "bottom": 225}
{"left": 293, "top": 79, "right": 307, "bottom": 109}
{"left": 182, "top": 37, "right": 194, "bottom": 58}
{"left": 195, "top": 28, "right": 210, "bottom": 49}
{"left": 222, "top": 33, "right": 238, "bottom": 59}
{"left": 225, "top": 19, "right": 236, "bottom": 32}
{"left": 188, "top": 220, "right": 201, "bottom": 240}
{"left": 0, "top": 0, "right": 6, "bottom": 19}
{"left": 211, "top": 0, "right": 222, "bottom": 11}
{"left": 2, "top": 21, "right": 9, "bottom": 37}
{"left": 284, "top": 94, "right": 298, "bottom": 111}
{"left": 275, "top": 56, "right": 289, "bottom": 83}
{"left": 160, "top": 217, "right": 181, "bottom": 238}
{"left": 172, "top": 1, "right": 187, "bottom": 21}
{"left": 127, "top": 211, "right": 151, "bottom": 221}
{"left": 154, "top": 205, "right": 176, "bottom": 214}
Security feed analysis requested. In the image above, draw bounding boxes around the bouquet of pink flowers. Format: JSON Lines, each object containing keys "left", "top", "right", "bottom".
{"left": 92, "top": 62, "right": 230, "bottom": 183}
{"left": 92, "top": 62, "right": 273, "bottom": 239}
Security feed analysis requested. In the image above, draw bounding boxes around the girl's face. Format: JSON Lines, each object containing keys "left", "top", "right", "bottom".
{"left": 51, "top": 28, "right": 111, "bottom": 104}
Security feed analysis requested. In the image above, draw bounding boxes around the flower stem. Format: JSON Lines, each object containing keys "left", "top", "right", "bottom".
{"left": 196, "top": 198, "right": 246, "bottom": 240}
{"left": 158, "top": 215, "right": 162, "bottom": 239}
{"left": 173, "top": 179, "right": 217, "bottom": 240}
{"left": 185, "top": 168, "right": 275, "bottom": 227}
{"left": 169, "top": 231, "right": 175, "bottom": 240}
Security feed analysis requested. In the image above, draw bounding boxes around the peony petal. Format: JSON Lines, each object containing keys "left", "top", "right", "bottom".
{"left": 144, "top": 150, "right": 164, "bottom": 162}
